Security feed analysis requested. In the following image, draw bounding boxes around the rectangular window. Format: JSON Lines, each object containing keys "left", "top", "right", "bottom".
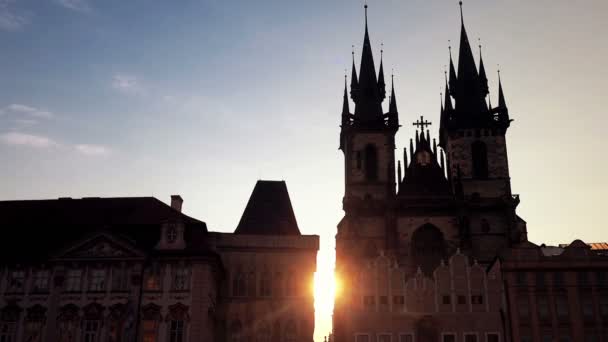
{"left": 486, "top": 333, "right": 500, "bottom": 342}
{"left": 363, "top": 296, "right": 375, "bottom": 309}
{"left": 537, "top": 295, "right": 549, "bottom": 321}
{"left": 144, "top": 265, "right": 162, "bottom": 291}
{"left": 32, "top": 270, "right": 49, "bottom": 292}
{"left": 578, "top": 272, "right": 589, "bottom": 286}
{"left": 584, "top": 334, "right": 598, "bottom": 342}
{"left": 82, "top": 320, "right": 99, "bottom": 342}
{"left": 88, "top": 269, "right": 106, "bottom": 292}
{"left": 393, "top": 296, "right": 404, "bottom": 305}
{"left": 378, "top": 334, "right": 391, "bottom": 342}
{"left": 0, "top": 322, "right": 17, "bottom": 342}
{"left": 581, "top": 294, "right": 594, "bottom": 320}
{"left": 516, "top": 272, "right": 527, "bottom": 286}
{"left": 464, "top": 333, "right": 478, "bottom": 342}
{"left": 355, "top": 335, "right": 370, "bottom": 342}
{"left": 142, "top": 320, "right": 157, "bottom": 342}
{"left": 536, "top": 272, "right": 546, "bottom": 287}
{"left": 379, "top": 296, "right": 388, "bottom": 305}
{"left": 541, "top": 335, "right": 552, "bottom": 342}
{"left": 111, "top": 267, "right": 129, "bottom": 292}
{"left": 471, "top": 295, "right": 483, "bottom": 305}
{"left": 457, "top": 295, "right": 467, "bottom": 305}
{"left": 23, "top": 320, "right": 43, "bottom": 342}
{"left": 597, "top": 271, "right": 607, "bottom": 286}
{"left": 169, "top": 320, "right": 184, "bottom": 342}
{"left": 599, "top": 296, "right": 608, "bottom": 318}
{"left": 555, "top": 294, "right": 569, "bottom": 321}
{"left": 442, "top": 295, "right": 451, "bottom": 305}
{"left": 553, "top": 272, "right": 564, "bottom": 287}
{"left": 398, "top": 334, "right": 413, "bottom": 342}
{"left": 65, "top": 269, "right": 82, "bottom": 292}
{"left": 172, "top": 267, "right": 189, "bottom": 291}
{"left": 442, "top": 333, "right": 456, "bottom": 342}
{"left": 559, "top": 337, "right": 571, "bottom": 342}
{"left": 7, "top": 270, "right": 25, "bottom": 293}
{"left": 517, "top": 295, "right": 530, "bottom": 320}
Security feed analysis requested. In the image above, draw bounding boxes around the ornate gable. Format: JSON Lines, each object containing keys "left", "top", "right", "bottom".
{"left": 54, "top": 232, "right": 146, "bottom": 260}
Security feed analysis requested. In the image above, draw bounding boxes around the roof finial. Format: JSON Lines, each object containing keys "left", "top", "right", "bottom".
{"left": 364, "top": 1, "right": 368, "bottom": 27}
{"left": 459, "top": 1, "right": 464, "bottom": 26}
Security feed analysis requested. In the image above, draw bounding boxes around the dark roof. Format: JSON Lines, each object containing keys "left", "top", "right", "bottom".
{"left": 0, "top": 197, "right": 208, "bottom": 263}
{"left": 235, "top": 181, "right": 301, "bottom": 235}
{"left": 398, "top": 136, "right": 451, "bottom": 198}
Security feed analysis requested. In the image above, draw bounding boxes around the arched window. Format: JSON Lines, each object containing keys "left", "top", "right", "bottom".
{"left": 411, "top": 224, "right": 446, "bottom": 276}
{"left": 167, "top": 303, "right": 189, "bottom": 342}
{"left": 364, "top": 144, "right": 378, "bottom": 181}
{"left": 471, "top": 141, "right": 489, "bottom": 179}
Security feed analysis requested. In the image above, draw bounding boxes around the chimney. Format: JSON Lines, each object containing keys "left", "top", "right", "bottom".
{"left": 170, "top": 195, "right": 183, "bottom": 212}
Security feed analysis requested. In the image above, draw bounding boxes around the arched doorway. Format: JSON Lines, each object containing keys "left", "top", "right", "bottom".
{"left": 411, "top": 224, "right": 446, "bottom": 276}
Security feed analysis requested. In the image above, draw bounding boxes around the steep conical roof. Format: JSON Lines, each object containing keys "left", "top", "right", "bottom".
{"left": 498, "top": 71, "right": 507, "bottom": 110}
{"left": 342, "top": 75, "right": 350, "bottom": 116}
{"left": 389, "top": 75, "right": 398, "bottom": 114}
{"left": 479, "top": 45, "right": 489, "bottom": 96}
{"left": 235, "top": 181, "right": 301, "bottom": 235}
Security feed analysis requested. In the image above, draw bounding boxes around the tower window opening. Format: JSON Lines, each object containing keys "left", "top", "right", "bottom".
{"left": 356, "top": 151, "right": 362, "bottom": 169}
{"left": 364, "top": 144, "right": 378, "bottom": 181}
{"left": 471, "top": 141, "right": 489, "bottom": 179}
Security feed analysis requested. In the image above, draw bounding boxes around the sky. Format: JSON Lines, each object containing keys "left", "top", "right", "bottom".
{"left": 1, "top": 0, "right": 608, "bottom": 341}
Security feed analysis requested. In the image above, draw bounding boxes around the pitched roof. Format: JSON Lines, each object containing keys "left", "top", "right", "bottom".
{"left": 0, "top": 197, "right": 207, "bottom": 263}
{"left": 235, "top": 181, "right": 301, "bottom": 235}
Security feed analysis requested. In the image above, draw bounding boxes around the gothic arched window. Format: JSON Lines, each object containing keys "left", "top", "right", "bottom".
{"left": 364, "top": 144, "right": 378, "bottom": 181}
{"left": 411, "top": 224, "right": 446, "bottom": 276}
{"left": 471, "top": 141, "right": 489, "bottom": 179}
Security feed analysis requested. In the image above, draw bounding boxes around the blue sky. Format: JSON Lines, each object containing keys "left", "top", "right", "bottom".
{"left": 1, "top": 0, "right": 608, "bottom": 340}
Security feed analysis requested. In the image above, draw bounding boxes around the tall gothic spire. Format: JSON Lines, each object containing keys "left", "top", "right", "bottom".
{"left": 350, "top": 48, "right": 358, "bottom": 98}
{"left": 378, "top": 46, "right": 386, "bottom": 101}
{"left": 342, "top": 75, "right": 350, "bottom": 116}
{"left": 498, "top": 70, "right": 507, "bottom": 110}
{"left": 389, "top": 74, "right": 398, "bottom": 114}
{"left": 479, "top": 42, "right": 489, "bottom": 96}
{"left": 353, "top": 3, "right": 384, "bottom": 120}
{"left": 449, "top": 45, "right": 458, "bottom": 95}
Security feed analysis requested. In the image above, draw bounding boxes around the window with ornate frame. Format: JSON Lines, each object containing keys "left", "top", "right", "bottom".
{"left": 23, "top": 305, "right": 46, "bottom": 342}
{"left": 285, "top": 272, "right": 296, "bottom": 297}
{"left": 232, "top": 272, "right": 246, "bottom": 297}
{"left": 57, "top": 304, "right": 79, "bottom": 342}
{"left": 32, "top": 270, "right": 49, "bottom": 293}
{"left": 140, "top": 303, "right": 161, "bottom": 342}
{"left": 0, "top": 303, "right": 21, "bottom": 342}
{"left": 144, "top": 264, "right": 162, "bottom": 292}
{"left": 111, "top": 265, "right": 129, "bottom": 292}
{"left": 65, "top": 269, "right": 82, "bottom": 292}
{"left": 167, "top": 303, "right": 189, "bottom": 342}
{"left": 88, "top": 269, "right": 106, "bottom": 292}
{"left": 260, "top": 271, "right": 271, "bottom": 297}
{"left": 7, "top": 270, "right": 25, "bottom": 293}
{"left": 172, "top": 265, "right": 189, "bottom": 291}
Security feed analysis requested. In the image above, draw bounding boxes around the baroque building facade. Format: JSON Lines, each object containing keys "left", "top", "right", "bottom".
{"left": 333, "top": 3, "right": 607, "bottom": 342}
{"left": 0, "top": 180, "right": 319, "bottom": 342}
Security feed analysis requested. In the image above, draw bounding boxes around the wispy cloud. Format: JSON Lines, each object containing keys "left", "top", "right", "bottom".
{"left": 54, "top": 0, "right": 91, "bottom": 13}
{"left": 74, "top": 144, "right": 110, "bottom": 156}
{"left": 0, "top": 0, "right": 28, "bottom": 31}
{"left": 6, "top": 104, "right": 54, "bottom": 118}
{"left": 0, "top": 132, "right": 58, "bottom": 148}
{"left": 112, "top": 74, "right": 144, "bottom": 95}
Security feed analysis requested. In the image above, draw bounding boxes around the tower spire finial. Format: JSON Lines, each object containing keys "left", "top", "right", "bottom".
{"left": 364, "top": 1, "right": 368, "bottom": 28}
{"left": 459, "top": 1, "right": 464, "bottom": 26}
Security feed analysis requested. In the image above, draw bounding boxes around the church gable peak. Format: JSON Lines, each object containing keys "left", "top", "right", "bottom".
{"left": 54, "top": 232, "right": 146, "bottom": 260}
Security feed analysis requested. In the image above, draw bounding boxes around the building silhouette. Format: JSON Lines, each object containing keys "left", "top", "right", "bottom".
{"left": 333, "top": 3, "right": 608, "bottom": 342}
{"left": 0, "top": 180, "right": 319, "bottom": 342}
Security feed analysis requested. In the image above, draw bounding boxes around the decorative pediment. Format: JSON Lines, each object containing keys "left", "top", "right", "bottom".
{"left": 55, "top": 233, "right": 146, "bottom": 260}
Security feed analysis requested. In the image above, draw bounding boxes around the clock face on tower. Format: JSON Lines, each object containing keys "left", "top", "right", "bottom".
{"left": 167, "top": 224, "right": 177, "bottom": 243}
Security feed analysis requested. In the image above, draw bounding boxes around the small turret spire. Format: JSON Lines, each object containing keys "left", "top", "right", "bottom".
{"left": 478, "top": 39, "right": 489, "bottom": 96}
{"left": 444, "top": 71, "right": 453, "bottom": 111}
{"left": 409, "top": 139, "right": 414, "bottom": 161}
{"left": 433, "top": 138, "right": 437, "bottom": 155}
{"left": 342, "top": 73, "right": 350, "bottom": 117}
{"left": 440, "top": 150, "right": 446, "bottom": 172}
{"left": 378, "top": 43, "right": 386, "bottom": 100}
{"left": 403, "top": 147, "right": 408, "bottom": 168}
{"left": 459, "top": 1, "right": 464, "bottom": 26}
{"left": 448, "top": 44, "right": 458, "bottom": 95}
{"left": 397, "top": 161, "right": 402, "bottom": 187}
{"left": 389, "top": 73, "right": 398, "bottom": 114}
{"left": 498, "top": 69, "right": 507, "bottom": 110}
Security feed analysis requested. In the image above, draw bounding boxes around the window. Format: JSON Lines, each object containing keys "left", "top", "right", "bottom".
{"left": 88, "top": 269, "right": 106, "bottom": 292}
{"left": 232, "top": 272, "right": 246, "bottom": 297}
{"left": 286, "top": 273, "right": 296, "bottom": 296}
{"left": 517, "top": 295, "right": 530, "bottom": 320}
{"left": 471, "top": 141, "right": 488, "bottom": 179}
{"left": 471, "top": 295, "right": 483, "bottom": 305}
{"left": 378, "top": 334, "right": 391, "bottom": 342}
{"left": 363, "top": 296, "right": 375, "bottom": 308}
{"left": 411, "top": 224, "right": 446, "bottom": 276}
{"left": 559, "top": 337, "right": 571, "bottom": 342}
{"left": 457, "top": 295, "right": 467, "bottom": 305}
{"left": 599, "top": 296, "right": 608, "bottom": 318}
{"left": 486, "top": 333, "right": 500, "bottom": 342}
{"left": 284, "top": 320, "right": 297, "bottom": 342}
{"left": 145, "top": 265, "right": 162, "bottom": 291}
{"left": 364, "top": 144, "right": 378, "bottom": 181}
{"left": 578, "top": 272, "right": 590, "bottom": 286}
{"left": 356, "top": 151, "right": 362, "bottom": 169}
{"left": 553, "top": 272, "right": 564, "bottom": 287}
{"left": 464, "top": 334, "right": 478, "bottom": 342}
{"left": 393, "top": 296, "right": 405, "bottom": 305}
{"left": 585, "top": 333, "right": 599, "bottom": 342}
{"left": 555, "top": 294, "right": 569, "bottom": 321}
{"left": 442, "top": 295, "right": 451, "bottom": 305}
{"left": 541, "top": 335, "right": 552, "bottom": 342}
{"left": 111, "top": 267, "right": 129, "bottom": 292}
{"left": 169, "top": 320, "right": 184, "bottom": 342}
{"left": 516, "top": 272, "right": 527, "bottom": 286}
{"left": 597, "top": 271, "right": 607, "bottom": 286}
{"left": 379, "top": 296, "right": 388, "bottom": 305}
{"left": 536, "top": 272, "right": 546, "bottom": 287}
{"left": 172, "top": 266, "right": 189, "bottom": 291}
{"left": 7, "top": 270, "right": 25, "bottom": 293}
{"left": 442, "top": 333, "right": 456, "bottom": 342}
{"left": 23, "top": 320, "right": 44, "bottom": 342}
{"left": 167, "top": 225, "right": 178, "bottom": 243}
{"left": 581, "top": 294, "right": 594, "bottom": 320}
{"left": 247, "top": 272, "right": 256, "bottom": 297}
{"left": 65, "top": 269, "right": 82, "bottom": 292}
{"left": 537, "top": 295, "right": 549, "bottom": 321}
{"left": 260, "top": 272, "right": 272, "bottom": 297}
{"left": 0, "top": 322, "right": 16, "bottom": 342}
{"left": 82, "top": 320, "right": 99, "bottom": 342}
{"left": 521, "top": 336, "right": 532, "bottom": 342}
{"left": 398, "top": 334, "right": 413, "bottom": 342}
{"left": 355, "top": 335, "right": 370, "bottom": 342}
{"left": 32, "top": 270, "right": 49, "bottom": 292}
{"left": 256, "top": 324, "right": 271, "bottom": 342}
{"left": 142, "top": 320, "right": 158, "bottom": 342}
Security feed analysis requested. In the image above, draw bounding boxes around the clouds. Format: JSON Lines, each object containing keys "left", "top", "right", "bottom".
{"left": 0, "top": 132, "right": 57, "bottom": 148}
{"left": 54, "top": 0, "right": 91, "bottom": 13}
{"left": 6, "top": 104, "right": 54, "bottom": 119}
{"left": 74, "top": 144, "right": 110, "bottom": 156}
{"left": 0, "top": 0, "right": 28, "bottom": 31}
{"left": 112, "top": 74, "right": 145, "bottom": 95}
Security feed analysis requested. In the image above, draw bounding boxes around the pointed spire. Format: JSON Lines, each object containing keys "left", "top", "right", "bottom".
{"left": 449, "top": 45, "right": 458, "bottom": 95}
{"left": 498, "top": 69, "right": 507, "bottom": 110}
{"left": 409, "top": 138, "right": 414, "bottom": 161}
{"left": 389, "top": 74, "right": 398, "bottom": 114}
{"left": 415, "top": 130, "right": 420, "bottom": 147}
{"left": 350, "top": 47, "right": 358, "bottom": 91}
{"left": 444, "top": 71, "right": 453, "bottom": 111}
{"left": 397, "top": 161, "right": 402, "bottom": 187}
{"left": 354, "top": 2, "right": 384, "bottom": 119}
{"left": 403, "top": 147, "right": 408, "bottom": 169}
{"left": 478, "top": 40, "right": 489, "bottom": 96}
{"left": 457, "top": 2, "right": 479, "bottom": 83}
{"left": 433, "top": 138, "right": 437, "bottom": 155}
{"left": 342, "top": 74, "right": 350, "bottom": 117}
{"left": 426, "top": 130, "right": 431, "bottom": 145}
{"left": 378, "top": 44, "right": 386, "bottom": 100}
{"left": 440, "top": 150, "right": 446, "bottom": 172}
